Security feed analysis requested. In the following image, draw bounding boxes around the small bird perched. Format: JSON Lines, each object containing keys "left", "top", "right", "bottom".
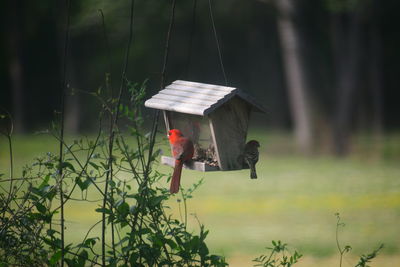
{"left": 168, "top": 129, "right": 194, "bottom": 194}
{"left": 244, "top": 140, "right": 260, "bottom": 179}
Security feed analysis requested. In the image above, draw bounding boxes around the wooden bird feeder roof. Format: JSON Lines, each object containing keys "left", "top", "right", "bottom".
{"left": 144, "top": 80, "right": 267, "bottom": 116}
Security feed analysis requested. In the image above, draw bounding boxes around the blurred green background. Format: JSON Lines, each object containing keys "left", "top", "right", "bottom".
{"left": 1, "top": 130, "right": 399, "bottom": 266}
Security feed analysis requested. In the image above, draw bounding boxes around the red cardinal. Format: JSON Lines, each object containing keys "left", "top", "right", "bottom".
{"left": 168, "top": 129, "right": 194, "bottom": 194}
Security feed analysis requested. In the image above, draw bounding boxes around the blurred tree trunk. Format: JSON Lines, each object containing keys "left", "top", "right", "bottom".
{"left": 331, "top": 10, "right": 362, "bottom": 156}
{"left": 275, "top": 0, "right": 313, "bottom": 154}
{"left": 6, "top": 0, "right": 25, "bottom": 133}
{"left": 56, "top": 0, "right": 80, "bottom": 134}
{"left": 64, "top": 73, "right": 81, "bottom": 134}
{"left": 368, "top": 0, "right": 383, "bottom": 137}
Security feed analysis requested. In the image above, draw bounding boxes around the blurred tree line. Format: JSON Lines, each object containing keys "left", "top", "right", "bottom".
{"left": 0, "top": 0, "right": 399, "bottom": 155}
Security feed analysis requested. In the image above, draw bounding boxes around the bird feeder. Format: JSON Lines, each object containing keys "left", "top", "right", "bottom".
{"left": 144, "top": 80, "right": 267, "bottom": 171}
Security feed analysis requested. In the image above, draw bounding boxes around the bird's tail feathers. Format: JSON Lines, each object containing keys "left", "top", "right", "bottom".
{"left": 170, "top": 160, "right": 183, "bottom": 194}
{"left": 250, "top": 166, "right": 257, "bottom": 179}
{"left": 249, "top": 162, "right": 257, "bottom": 179}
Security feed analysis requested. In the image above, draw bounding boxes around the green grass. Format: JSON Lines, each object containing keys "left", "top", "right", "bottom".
{"left": 1, "top": 131, "right": 400, "bottom": 266}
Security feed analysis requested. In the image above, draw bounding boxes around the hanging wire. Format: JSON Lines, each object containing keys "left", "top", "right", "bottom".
{"left": 160, "top": 0, "right": 177, "bottom": 90}
{"left": 208, "top": 0, "right": 228, "bottom": 86}
{"left": 184, "top": 0, "right": 198, "bottom": 79}
{"left": 146, "top": 0, "right": 177, "bottom": 178}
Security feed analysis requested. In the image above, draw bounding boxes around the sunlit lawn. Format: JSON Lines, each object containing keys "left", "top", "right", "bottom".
{"left": 1, "top": 130, "right": 399, "bottom": 266}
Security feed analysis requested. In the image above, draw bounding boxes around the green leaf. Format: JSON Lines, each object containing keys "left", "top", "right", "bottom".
{"left": 44, "top": 162, "right": 54, "bottom": 169}
{"left": 65, "top": 258, "right": 76, "bottom": 267}
{"left": 84, "top": 237, "right": 99, "bottom": 248}
{"left": 76, "top": 177, "right": 85, "bottom": 191}
{"left": 137, "top": 228, "right": 151, "bottom": 235}
{"left": 100, "top": 162, "right": 108, "bottom": 170}
{"left": 165, "top": 238, "right": 178, "bottom": 250}
{"left": 129, "top": 253, "right": 139, "bottom": 266}
{"left": 108, "top": 180, "right": 116, "bottom": 188}
{"left": 199, "top": 242, "right": 209, "bottom": 257}
{"left": 95, "top": 207, "right": 112, "bottom": 214}
{"left": 61, "top": 161, "right": 76, "bottom": 172}
{"left": 76, "top": 177, "right": 92, "bottom": 191}
{"left": 49, "top": 250, "right": 62, "bottom": 265}
{"left": 38, "top": 174, "right": 50, "bottom": 189}
{"left": 45, "top": 186, "right": 57, "bottom": 201}
{"left": 35, "top": 202, "right": 47, "bottom": 214}
{"left": 77, "top": 250, "right": 88, "bottom": 267}
{"left": 117, "top": 202, "right": 130, "bottom": 217}
{"left": 149, "top": 195, "right": 167, "bottom": 207}
{"left": 115, "top": 236, "right": 130, "bottom": 247}
{"left": 47, "top": 229, "right": 58, "bottom": 237}
{"left": 89, "top": 161, "right": 100, "bottom": 170}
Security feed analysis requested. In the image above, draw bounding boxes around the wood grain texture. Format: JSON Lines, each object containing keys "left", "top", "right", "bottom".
{"left": 144, "top": 80, "right": 266, "bottom": 116}
{"left": 145, "top": 98, "right": 206, "bottom": 115}
{"left": 159, "top": 88, "right": 223, "bottom": 101}
{"left": 152, "top": 93, "right": 217, "bottom": 106}
{"left": 166, "top": 84, "right": 235, "bottom": 97}
{"left": 209, "top": 97, "right": 251, "bottom": 170}
{"left": 173, "top": 80, "right": 236, "bottom": 91}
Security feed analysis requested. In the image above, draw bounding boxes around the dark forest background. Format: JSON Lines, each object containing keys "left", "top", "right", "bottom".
{"left": 1, "top": 0, "right": 399, "bottom": 156}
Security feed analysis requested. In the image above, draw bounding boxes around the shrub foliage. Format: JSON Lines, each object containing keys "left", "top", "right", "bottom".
{"left": 0, "top": 81, "right": 227, "bottom": 266}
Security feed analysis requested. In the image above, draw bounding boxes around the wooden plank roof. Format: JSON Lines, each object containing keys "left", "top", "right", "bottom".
{"left": 144, "top": 80, "right": 267, "bottom": 116}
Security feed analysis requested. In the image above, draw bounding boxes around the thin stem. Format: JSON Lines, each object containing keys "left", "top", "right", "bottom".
{"left": 0, "top": 110, "right": 15, "bottom": 222}
{"left": 101, "top": 1, "right": 135, "bottom": 265}
{"left": 3, "top": 135, "right": 14, "bottom": 215}
{"left": 335, "top": 214, "right": 344, "bottom": 267}
{"left": 52, "top": 133, "right": 105, "bottom": 197}
{"left": 177, "top": 198, "right": 184, "bottom": 224}
{"left": 7, "top": 133, "right": 14, "bottom": 193}
{"left": 58, "top": 0, "right": 71, "bottom": 265}
{"left": 52, "top": 119, "right": 103, "bottom": 212}
{"left": 180, "top": 189, "right": 188, "bottom": 230}
{"left": 184, "top": 194, "right": 188, "bottom": 229}
{"left": 75, "top": 219, "right": 103, "bottom": 256}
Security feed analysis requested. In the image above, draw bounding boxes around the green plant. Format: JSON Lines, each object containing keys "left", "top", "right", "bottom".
{"left": 253, "top": 240, "right": 302, "bottom": 267}
{"left": 0, "top": 80, "right": 228, "bottom": 266}
{"left": 0, "top": 112, "right": 50, "bottom": 266}
{"left": 335, "top": 213, "right": 384, "bottom": 267}
{"left": 335, "top": 212, "right": 353, "bottom": 267}
{"left": 354, "top": 244, "right": 384, "bottom": 267}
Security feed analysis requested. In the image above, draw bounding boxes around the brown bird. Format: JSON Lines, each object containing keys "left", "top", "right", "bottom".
{"left": 244, "top": 140, "right": 260, "bottom": 179}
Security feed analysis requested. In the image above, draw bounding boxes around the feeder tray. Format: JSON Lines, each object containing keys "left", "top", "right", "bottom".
{"left": 161, "top": 156, "right": 219, "bottom": 172}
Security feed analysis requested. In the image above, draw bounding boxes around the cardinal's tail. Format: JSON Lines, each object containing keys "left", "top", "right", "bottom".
{"left": 170, "top": 160, "right": 183, "bottom": 194}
